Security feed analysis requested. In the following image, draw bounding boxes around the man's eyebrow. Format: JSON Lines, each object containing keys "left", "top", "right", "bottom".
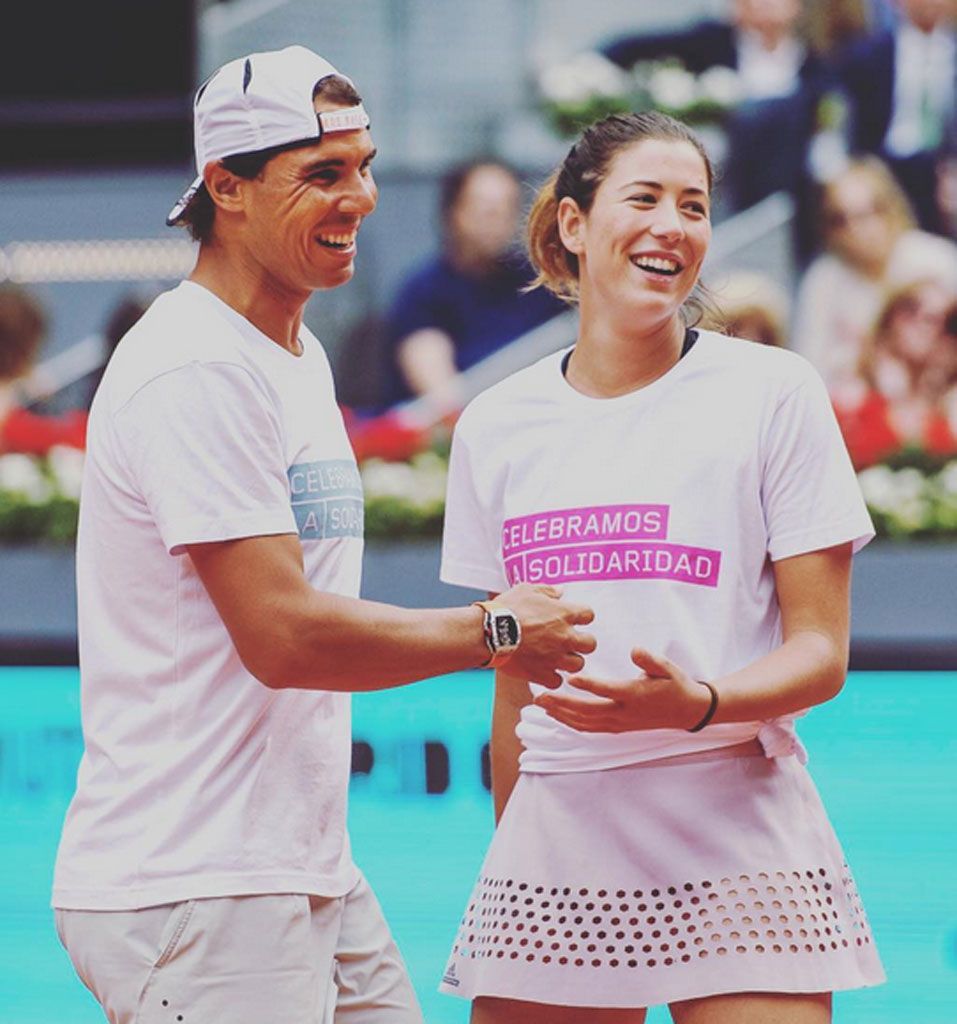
{"left": 301, "top": 147, "right": 377, "bottom": 173}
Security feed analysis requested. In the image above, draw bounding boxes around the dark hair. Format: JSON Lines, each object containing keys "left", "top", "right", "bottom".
{"left": 178, "top": 73, "right": 363, "bottom": 244}
{"left": 438, "top": 158, "right": 519, "bottom": 225}
{"left": 526, "top": 111, "right": 713, "bottom": 303}
{"left": 0, "top": 283, "right": 47, "bottom": 380}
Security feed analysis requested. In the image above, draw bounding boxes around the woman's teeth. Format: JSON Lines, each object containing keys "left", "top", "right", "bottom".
{"left": 632, "top": 256, "right": 681, "bottom": 275}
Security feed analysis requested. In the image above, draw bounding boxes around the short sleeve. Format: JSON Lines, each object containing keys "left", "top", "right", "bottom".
{"left": 762, "top": 366, "right": 874, "bottom": 560}
{"left": 114, "top": 362, "right": 296, "bottom": 554}
{"left": 440, "top": 422, "right": 510, "bottom": 593}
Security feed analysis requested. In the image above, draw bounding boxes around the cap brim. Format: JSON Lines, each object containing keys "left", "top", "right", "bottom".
{"left": 166, "top": 174, "right": 204, "bottom": 227}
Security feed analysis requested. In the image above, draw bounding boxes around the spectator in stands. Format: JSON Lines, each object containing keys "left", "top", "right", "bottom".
{"left": 383, "top": 159, "right": 565, "bottom": 414}
{"left": 792, "top": 156, "right": 957, "bottom": 390}
{"left": 836, "top": 0, "right": 957, "bottom": 235}
{"left": 600, "top": 0, "right": 832, "bottom": 260}
{"left": 0, "top": 284, "right": 86, "bottom": 454}
{"left": 833, "top": 277, "right": 957, "bottom": 465}
{"left": 702, "top": 269, "right": 791, "bottom": 346}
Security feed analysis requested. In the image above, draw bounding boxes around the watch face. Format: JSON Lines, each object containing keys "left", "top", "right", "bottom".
{"left": 492, "top": 611, "right": 520, "bottom": 649}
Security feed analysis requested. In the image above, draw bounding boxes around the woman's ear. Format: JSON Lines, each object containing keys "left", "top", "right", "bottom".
{"left": 557, "top": 196, "right": 585, "bottom": 257}
{"left": 204, "top": 161, "right": 247, "bottom": 215}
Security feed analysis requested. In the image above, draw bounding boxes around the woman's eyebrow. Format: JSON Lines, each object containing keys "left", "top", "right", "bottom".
{"left": 619, "top": 179, "right": 708, "bottom": 197}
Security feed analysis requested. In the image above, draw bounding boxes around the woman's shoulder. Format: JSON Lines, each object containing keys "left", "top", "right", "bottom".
{"left": 696, "top": 329, "right": 816, "bottom": 380}
{"left": 694, "top": 332, "right": 828, "bottom": 413}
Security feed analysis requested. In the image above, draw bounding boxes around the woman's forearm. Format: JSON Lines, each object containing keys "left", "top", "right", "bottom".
{"left": 708, "top": 628, "right": 848, "bottom": 723}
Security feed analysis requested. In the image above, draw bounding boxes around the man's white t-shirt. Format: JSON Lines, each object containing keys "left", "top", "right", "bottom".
{"left": 441, "top": 331, "right": 873, "bottom": 773}
{"left": 53, "top": 281, "right": 364, "bottom": 910}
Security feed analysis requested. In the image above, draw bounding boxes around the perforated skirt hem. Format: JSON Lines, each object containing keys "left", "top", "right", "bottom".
{"left": 439, "top": 749, "right": 884, "bottom": 1007}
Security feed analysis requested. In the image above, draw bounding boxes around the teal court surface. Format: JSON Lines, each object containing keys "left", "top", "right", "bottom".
{"left": 1, "top": 668, "right": 954, "bottom": 1023}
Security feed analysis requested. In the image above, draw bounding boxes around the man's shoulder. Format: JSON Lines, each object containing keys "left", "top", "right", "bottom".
{"left": 102, "top": 283, "right": 257, "bottom": 404}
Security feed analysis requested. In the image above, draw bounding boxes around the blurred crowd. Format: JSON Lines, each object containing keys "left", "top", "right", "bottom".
{"left": 1, "top": 0, "right": 956, "bottom": 476}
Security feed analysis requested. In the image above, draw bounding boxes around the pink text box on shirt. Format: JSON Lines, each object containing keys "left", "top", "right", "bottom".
{"left": 504, "top": 541, "right": 722, "bottom": 588}
{"left": 501, "top": 504, "right": 670, "bottom": 557}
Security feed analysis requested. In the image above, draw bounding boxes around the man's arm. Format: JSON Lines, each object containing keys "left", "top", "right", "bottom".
{"left": 187, "top": 533, "right": 595, "bottom": 692}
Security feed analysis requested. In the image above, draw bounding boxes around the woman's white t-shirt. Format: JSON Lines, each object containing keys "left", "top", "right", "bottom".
{"left": 441, "top": 331, "right": 873, "bottom": 773}
{"left": 53, "top": 281, "right": 363, "bottom": 910}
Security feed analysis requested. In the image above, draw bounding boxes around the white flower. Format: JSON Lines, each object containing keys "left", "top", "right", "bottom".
{"left": 47, "top": 445, "right": 85, "bottom": 499}
{"left": 937, "top": 460, "right": 957, "bottom": 496}
{"left": 538, "top": 51, "right": 631, "bottom": 105}
{"left": 648, "top": 65, "right": 698, "bottom": 111}
{"left": 892, "top": 467, "right": 928, "bottom": 503}
{"left": 361, "top": 453, "right": 449, "bottom": 508}
{"left": 890, "top": 496, "right": 931, "bottom": 532}
{"left": 697, "top": 66, "right": 741, "bottom": 107}
{"left": 0, "top": 454, "right": 53, "bottom": 503}
{"left": 857, "top": 465, "right": 898, "bottom": 510}
{"left": 360, "top": 459, "right": 419, "bottom": 501}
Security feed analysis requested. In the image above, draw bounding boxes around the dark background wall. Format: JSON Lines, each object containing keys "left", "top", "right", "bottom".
{"left": 0, "top": 0, "right": 196, "bottom": 168}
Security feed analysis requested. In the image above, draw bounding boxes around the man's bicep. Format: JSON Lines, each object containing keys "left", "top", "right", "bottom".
{"left": 186, "top": 533, "right": 309, "bottom": 682}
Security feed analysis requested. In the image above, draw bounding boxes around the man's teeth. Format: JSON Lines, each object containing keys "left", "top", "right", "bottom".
{"left": 633, "top": 256, "right": 681, "bottom": 274}
{"left": 317, "top": 233, "right": 356, "bottom": 249}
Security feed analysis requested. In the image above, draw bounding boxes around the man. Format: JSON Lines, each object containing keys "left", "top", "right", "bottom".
{"left": 837, "top": 0, "right": 957, "bottom": 235}
{"left": 51, "top": 46, "right": 594, "bottom": 1024}
{"left": 383, "top": 159, "right": 565, "bottom": 415}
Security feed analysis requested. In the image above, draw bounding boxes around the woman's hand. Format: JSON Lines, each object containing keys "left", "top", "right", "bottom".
{"left": 533, "top": 647, "right": 712, "bottom": 733}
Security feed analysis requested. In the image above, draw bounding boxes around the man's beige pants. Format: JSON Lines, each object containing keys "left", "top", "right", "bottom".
{"left": 55, "top": 872, "right": 423, "bottom": 1023}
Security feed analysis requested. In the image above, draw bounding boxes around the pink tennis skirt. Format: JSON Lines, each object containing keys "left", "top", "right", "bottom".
{"left": 439, "top": 741, "right": 885, "bottom": 1009}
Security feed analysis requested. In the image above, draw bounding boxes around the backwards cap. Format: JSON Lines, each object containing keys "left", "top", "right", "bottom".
{"left": 167, "top": 45, "right": 369, "bottom": 226}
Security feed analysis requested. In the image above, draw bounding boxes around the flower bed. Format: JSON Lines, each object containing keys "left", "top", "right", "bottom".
{"left": 2, "top": 448, "right": 956, "bottom": 545}
{"left": 536, "top": 52, "right": 739, "bottom": 138}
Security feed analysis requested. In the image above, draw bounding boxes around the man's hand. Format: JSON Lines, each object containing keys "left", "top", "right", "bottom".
{"left": 495, "top": 583, "right": 596, "bottom": 688}
{"left": 533, "top": 647, "right": 710, "bottom": 731}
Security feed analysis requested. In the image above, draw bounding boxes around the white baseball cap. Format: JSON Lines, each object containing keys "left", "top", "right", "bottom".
{"left": 167, "top": 45, "right": 370, "bottom": 226}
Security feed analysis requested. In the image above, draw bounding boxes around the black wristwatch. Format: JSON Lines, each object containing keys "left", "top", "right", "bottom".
{"left": 473, "top": 600, "right": 522, "bottom": 668}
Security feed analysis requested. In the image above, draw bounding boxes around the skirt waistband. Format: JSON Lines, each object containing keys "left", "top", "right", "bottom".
{"left": 627, "top": 738, "right": 765, "bottom": 770}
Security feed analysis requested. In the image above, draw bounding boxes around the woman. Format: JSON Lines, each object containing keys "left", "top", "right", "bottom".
{"left": 439, "top": 111, "right": 885, "bottom": 1023}
{"left": 792, "top": 156, "right": 957, "bottom": 393}
{"left": 833, "top": 277, "right": 957, "bottom": 467}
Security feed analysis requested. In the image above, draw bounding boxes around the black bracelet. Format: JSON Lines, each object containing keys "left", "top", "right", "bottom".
{"left": 688, "top": 681, "right": 719, "bottom": 732}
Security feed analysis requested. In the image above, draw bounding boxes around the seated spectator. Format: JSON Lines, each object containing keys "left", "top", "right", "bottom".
{"left": 0, "top": 284, "right": 86, "bottom": 455}
{"left": 702, "top": 269, "right": 791, "bottom": 346}
{"left": 832, "top": 277, "right": 957, "bottom": 466}
{"left": 383, "top": 159, "right": 566, "bottom": 414}
{"left": 601, "top": 0, "right": 832, "bottom": 259}
{"left": 793, "top": 156, "right": 957, "bottom": 389}
{"left": 836, "top": 0, "right": 957, "bottom": 236}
